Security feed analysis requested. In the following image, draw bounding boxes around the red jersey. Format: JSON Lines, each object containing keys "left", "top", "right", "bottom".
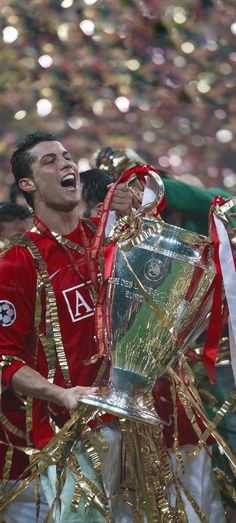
{"left": 0, "top": 219, "right": 107, "bottom": 454}
{"left": 0, "top": 392, "right": 30, "bottom": 480}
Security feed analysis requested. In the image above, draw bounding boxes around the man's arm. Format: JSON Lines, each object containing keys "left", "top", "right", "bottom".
{"left": 11, "top": 365, "right": 98, "bottom": 411}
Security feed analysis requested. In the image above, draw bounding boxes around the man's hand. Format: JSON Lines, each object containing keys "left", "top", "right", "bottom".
{"left": 11, "top": 365, "right": 99, "bottom": 412}
{"left": 109, "top": 182, "right": 133, "bottom": 216}
{"left": 60, "top": 385, "right": 99, "bottom": 411}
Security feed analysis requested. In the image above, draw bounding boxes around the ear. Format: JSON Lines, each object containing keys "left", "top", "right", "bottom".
{"left": 93, "top": 202, "right": 103, "bottom": 217}
{"left": 18, "top": 178, "right": 36, "bottom": 194}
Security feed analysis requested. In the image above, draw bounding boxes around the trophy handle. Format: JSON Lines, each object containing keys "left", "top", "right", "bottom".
{"left": 119, "top": 165, "right": 165, "bottom": 216}
{"left": 129, "top": 168, "right": 165, "bottom": 217}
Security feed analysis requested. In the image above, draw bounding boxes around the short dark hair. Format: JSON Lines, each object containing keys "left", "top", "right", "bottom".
{"left": 0, "top": 202, "right": 31, "bottom": 232}
{"left": 11, "top": 131, "right": 58, "bottom": 207}
{"left": 80, "top": 168, "right": 115, "bottom": 216}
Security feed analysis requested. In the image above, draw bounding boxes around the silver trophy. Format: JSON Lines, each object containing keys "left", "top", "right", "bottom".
{"left": 79, "top": 171, "right": 216, "bottom": 425}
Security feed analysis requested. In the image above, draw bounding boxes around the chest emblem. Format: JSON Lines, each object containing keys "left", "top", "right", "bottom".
{"left": 62, "top": 283, "right": 94, "bottom": 322}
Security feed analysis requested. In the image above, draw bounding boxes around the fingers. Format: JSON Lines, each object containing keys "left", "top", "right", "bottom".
{"left": 75, "top": 386, "right": 98, "bottom": 398}
{"left": 61, "top": 385, "right": 100, "bottom": 410}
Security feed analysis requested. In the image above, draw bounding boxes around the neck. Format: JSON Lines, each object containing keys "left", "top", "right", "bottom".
{"left": 34, "top": 205, "right": 80, "bottom": 235}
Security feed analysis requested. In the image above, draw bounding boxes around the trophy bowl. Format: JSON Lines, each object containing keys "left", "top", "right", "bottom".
{"left": 79, "top": 216, "right": 216, "bottom": 425}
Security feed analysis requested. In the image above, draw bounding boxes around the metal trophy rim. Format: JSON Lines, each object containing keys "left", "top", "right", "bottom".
{"left": 78, "top": 391, "right": 162, "bottom": 426}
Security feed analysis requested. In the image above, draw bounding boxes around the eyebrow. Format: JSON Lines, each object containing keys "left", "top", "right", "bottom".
{"left": 41, "top": 149, "right": 71, "bottom": 160}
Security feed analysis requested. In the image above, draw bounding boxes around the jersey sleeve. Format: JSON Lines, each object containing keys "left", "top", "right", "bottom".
{"left": 0, "top": 245, "right": 37, "bottom": 387}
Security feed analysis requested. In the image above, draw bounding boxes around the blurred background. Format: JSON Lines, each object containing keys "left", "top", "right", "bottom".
{"left": 0, "top": 0, "right": 235, "bottom": 200}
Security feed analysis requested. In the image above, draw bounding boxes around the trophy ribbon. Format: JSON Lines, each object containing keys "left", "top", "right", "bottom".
{"left": 211, "top": 197, "right": 236, "bottom": 385}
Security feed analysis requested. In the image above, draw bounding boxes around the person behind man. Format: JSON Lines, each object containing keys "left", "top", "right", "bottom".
{"left": 0, "top": 202, "right": 32, "bottom": 242}
{"left": 9, "top": 181, "right": 29, "bottom": 207}
{"left": 78, "top": 168, "right": 115, "bottom": 218}
{"left": 0, "top": 132, "right": 135, "bottom": 523}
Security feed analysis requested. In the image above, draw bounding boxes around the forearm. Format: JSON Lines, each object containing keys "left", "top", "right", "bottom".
{"left": 11, "top": 365, "right": 99, "bottom": 412}
{"left": 11, "top": 365, "right": 67, "bottom": 407}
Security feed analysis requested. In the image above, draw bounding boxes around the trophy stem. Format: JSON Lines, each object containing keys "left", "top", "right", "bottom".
{"left": 78, "top": 368, "right": 161, "bottom": 427}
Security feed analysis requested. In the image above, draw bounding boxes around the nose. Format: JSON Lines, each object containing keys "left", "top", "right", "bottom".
{"left": 60, "top": 156, "right": 73, "bottom": 170}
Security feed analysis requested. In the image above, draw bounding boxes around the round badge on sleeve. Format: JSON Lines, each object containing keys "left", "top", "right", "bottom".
{"left": 0, "top": 301, "right": 16, "bottom": 327}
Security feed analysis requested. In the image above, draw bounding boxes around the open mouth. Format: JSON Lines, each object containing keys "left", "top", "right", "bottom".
{"left": 60, "top": 173, "right": 77, "bottom": 189}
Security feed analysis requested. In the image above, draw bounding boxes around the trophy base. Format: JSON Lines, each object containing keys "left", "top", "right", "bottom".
{"left": 78, "top": 368, "right": 161, "bottom": 427}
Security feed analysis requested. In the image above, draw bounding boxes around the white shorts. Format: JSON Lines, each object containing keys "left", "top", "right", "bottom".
{"left": 169, "top": 445, "right": 226, "bottom": 523}
{"left": 1, "top": 479, "right": 48, "bottom": 523}
{"left": 40, "top": 420, "right": 133, "bottom": 523}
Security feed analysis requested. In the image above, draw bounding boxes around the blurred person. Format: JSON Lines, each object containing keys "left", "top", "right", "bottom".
{"left": 78, "top": 168, "right": 115, "bottom": 218}
{"left": 173, "top": 173, "right": 206, "bottom": 189}
{"left": 9, "top": 181, "right": 28, "bottom": 207}
{"left": 0, "top": 202, "right": 32, "bottom": 242}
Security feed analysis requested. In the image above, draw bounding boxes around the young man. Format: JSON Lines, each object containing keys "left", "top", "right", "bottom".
{"left": 0, "top": 132, "right": 134, "bottom": 522}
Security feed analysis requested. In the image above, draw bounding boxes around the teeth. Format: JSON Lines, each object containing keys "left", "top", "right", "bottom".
{"left": 62, "top": 174, "right": 74, "bottom": 182}
{"left": 61, "top": 173, "right": 76, "bottom": 188}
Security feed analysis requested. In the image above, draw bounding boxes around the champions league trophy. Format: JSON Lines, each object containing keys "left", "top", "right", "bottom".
{"left": 79, "top": 169, "right": 217, "bottom": 425}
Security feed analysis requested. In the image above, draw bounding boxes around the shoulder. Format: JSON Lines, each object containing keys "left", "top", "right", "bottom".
{"left": 0, "top": 242, "right": 36, "bottom": 280}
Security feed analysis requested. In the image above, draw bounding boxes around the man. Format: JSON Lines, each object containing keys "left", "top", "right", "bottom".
{"left": 0, "top": 202, "right": 32, "bottom": 242}
{"left": 0, "top": 132, "right": 134, "bottom": 522}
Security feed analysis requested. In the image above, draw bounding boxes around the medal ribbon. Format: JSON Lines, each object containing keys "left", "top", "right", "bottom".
{"left": 212, "top": 202, "right": 236, "bottom": 385}
{"left": 202, "top": 197, "right": 224, "bottom": 383}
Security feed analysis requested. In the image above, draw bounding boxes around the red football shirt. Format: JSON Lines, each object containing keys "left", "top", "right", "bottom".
{"left": 0, "top": 219, "right": 107, "bottom": 453}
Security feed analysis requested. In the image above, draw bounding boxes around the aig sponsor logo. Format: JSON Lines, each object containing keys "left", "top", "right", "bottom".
{"left": 62, "top": 283, "right": 94, "bottom": 322}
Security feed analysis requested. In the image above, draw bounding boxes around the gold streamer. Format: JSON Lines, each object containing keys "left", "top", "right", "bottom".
{"left": 192, "top": 388, "right": 236, "bottom": 452}
{"left": 1, "top": 446, "right": 13, "bottom": 490}
{"left": 23, "top": 236, "right": 72, "bottom": 387}
{"left": 169, "top": 367, "right": 236, "bottom": 473}
{"left": 0, "top": 411, "right": 26, "bottom": 440}
{"left": 169, "top": 374, "right": 185, "bottom": 473}
{"left": 213, "top": 467, "right": 236, "bottom": 504}
{"left": 212, "top": 198, "right": 236, "bottom": 245}
{"left": 176, "top": 477, "right": 208, "bottom": 523}
{"left": 68, "top": 452, "right": 112, "bottom": 519}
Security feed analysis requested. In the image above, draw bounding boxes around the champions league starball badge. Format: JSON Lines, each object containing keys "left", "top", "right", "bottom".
{"left": 144, "top": 256, "right": 171, "bottom": 282}
{"left": 0, "top": 301, "right": 16, "bottom": 326}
